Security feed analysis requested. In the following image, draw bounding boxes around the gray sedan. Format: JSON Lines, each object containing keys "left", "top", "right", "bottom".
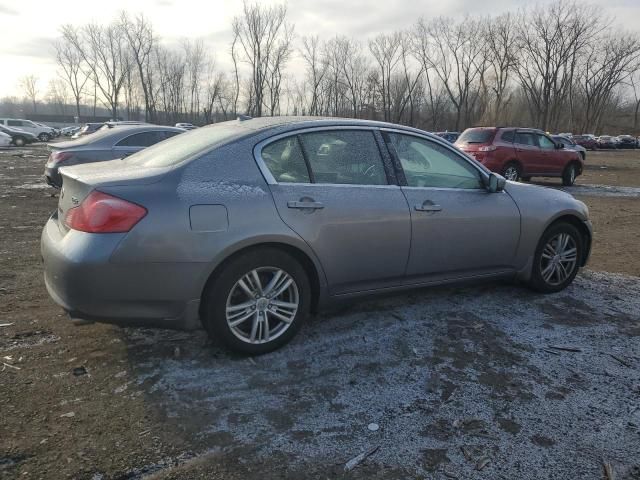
{"left": 44, "top": 125, "right": 184, "bottom": 188}
{"left": 41, "top": 117, "right": 592, "bottom": 354}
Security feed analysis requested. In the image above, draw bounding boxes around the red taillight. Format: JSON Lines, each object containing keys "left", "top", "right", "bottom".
{"left": 64, "top": 191, "right": 147, "bottom": 233}
{"left": 479, "top": 145, "right": 497, "bottom": 152}
{"left": 50, "top": 151, "right": 73, "bottom": 165}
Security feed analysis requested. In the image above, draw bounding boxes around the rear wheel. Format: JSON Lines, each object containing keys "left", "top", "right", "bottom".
{"left": 202, "top": 248, "right": 311, "bottom": 355}
{"left": 562, "top": 163, "right": 577, "bottom": 186}
{"left": 529, "top": 223, "right": 582, "bottom": 293}
{"left": 502, "top": 162, "right": 521, "bottom": 182}
{"left": 14, "top": 137, "right": 25, "bottom": 147}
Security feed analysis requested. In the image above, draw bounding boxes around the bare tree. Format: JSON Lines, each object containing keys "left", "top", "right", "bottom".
{"left": 232, "top": 1, "right": 293, "bottom": 116}
{"left": 19, "top": 75, "right": 39, "bottom": 113}
{"left": 120, "top": 12, "right": 156, "bottom": 121}
{"left": 485, "top": 14, "right": 517, "bottom": 124}
{"left": 55, "top": 33, "right": 90, "bottom": 120}
{"left": 369, "top": 32, "right": 403, "bottom": 122}
{"left": 300, "top": 36, "right": 328, "bottom": 115}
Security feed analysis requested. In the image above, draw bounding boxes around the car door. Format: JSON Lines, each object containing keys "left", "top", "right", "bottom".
{"left": 536, "top": 133, "right": 562, "bottom": 175}
{"left": 514, "top": 131, "right": 542, "bottom": 175}
{"left": 112, "top": 131, "right": 166, "bottom": 158}
{"left": 257, "top": 128, "right": 411, "bottom": 294}
{"left": 383, "top": 130, "right": 521, "bottom": 280}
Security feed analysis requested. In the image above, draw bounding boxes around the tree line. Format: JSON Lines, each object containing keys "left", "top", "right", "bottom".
{"left": 6, "top": 0, "right": 640, "bottom": 134}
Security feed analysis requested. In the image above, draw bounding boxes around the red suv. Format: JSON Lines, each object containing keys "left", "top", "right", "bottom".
{"left": 455, "top": 127, "right": 583, "bottom": 186}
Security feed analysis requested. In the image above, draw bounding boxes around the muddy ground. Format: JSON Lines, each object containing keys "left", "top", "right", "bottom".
{"left": 0, "top": 145, "right": 639, "bottom": 479}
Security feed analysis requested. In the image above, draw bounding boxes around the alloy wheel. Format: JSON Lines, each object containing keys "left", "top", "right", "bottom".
{"left": 504, "top": 166, "right": 519, "bottom": 181}
{"left": 539, "top": 233, "right": 578, "bottom": 286}
{"left": 225, "top": 267, "right": 299, "bottom": 344}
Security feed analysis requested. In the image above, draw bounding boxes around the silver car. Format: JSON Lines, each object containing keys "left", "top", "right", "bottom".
{"left": 41, "top": 117, "right": 592, "bottom": 354}
{"left": 44, "top": 125, "right": 185, "bottom": 188}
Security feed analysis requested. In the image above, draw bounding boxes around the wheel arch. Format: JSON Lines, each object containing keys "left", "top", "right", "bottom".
{"left": 544, "top": 214, "right": 591, "bottom": 267}
{"left": 198, "top": 240, "right": 326, "bottom": 324}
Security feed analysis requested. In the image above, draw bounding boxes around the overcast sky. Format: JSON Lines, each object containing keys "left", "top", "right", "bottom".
{"left": 1, "top": 0, "right": 639, "bottom": 99}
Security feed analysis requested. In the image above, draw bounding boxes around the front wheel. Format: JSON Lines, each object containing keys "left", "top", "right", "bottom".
{"left": 562, "top": 163, "right": 577, "bottom": 186}
{"left": 38, "top": 133, "right": 50, "bottom": 142}
{"left": 202, "top": 248, "right": 311, "bottom": 355}
{"left": 529, "top": 223, "right": 583, "bottom": 293}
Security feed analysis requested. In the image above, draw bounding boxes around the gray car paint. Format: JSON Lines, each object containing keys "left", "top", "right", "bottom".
{"left": 44, "top": 125, "right": 185, "bottom": 187}
{"left": 41, "top": 117, "right": 592, "bottom": 331}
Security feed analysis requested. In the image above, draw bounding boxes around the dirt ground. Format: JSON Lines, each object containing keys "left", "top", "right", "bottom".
{"left": 0, "top": 144, "right": 639, "bottom": 480}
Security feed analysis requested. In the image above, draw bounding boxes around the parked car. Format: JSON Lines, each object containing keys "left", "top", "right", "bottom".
{"left": 98, "top": 121, "right": 149, "bottom": 131}
{"left": 572, "top": 135, "right": 598, "bottom": 150}
{"left": 596, "top": 135, "right": 617, "bottom": 149}
{"left": 552, "top": 135, "right": 586, "bottom": 161}
{"left": 557, "top": 132, "right": 573, "bottom": 138}
{"left": 616, "top": 135, "right": 637, "bottom": 149}
{"left": 0, "top": 118, "right": 55, "bottom": 141}
{"left": 175, "top": 122, "right": 198, "bottom": 130}
{"left": 61, "top": 126, "right": 81, "bottom": 137}
{"left": 455, "top": 127, "right": 583, "bottom": 185}
{"left": 71, "top": 123, "right": 105, "bottom": 139}
{"left": 435, "top": 131, "right": 460, "bottom": 143}
{"left": 0, "top": 124, "right": 38, "bottom": 147}
{"left": 0, "top": 131, "right": 11, "bottom": 147}
{"left": 41, "top": 117, "right": 592, "bottom": 354}
{"left": 45, "top": 125, "right": 184, "bottom": 188}
{"left": 34, "top": 122, "right": 61, "bottom": 137}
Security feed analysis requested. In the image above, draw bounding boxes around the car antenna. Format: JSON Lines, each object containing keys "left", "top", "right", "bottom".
{"left": 237, "top": 115, "right": 252, "bottom": 121}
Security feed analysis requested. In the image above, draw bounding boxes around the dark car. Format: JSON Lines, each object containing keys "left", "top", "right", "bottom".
{"left": 572, "top": 135, "right": 598, "bottom": 150}
{"left": 552, "top": 135, "right": 586, "bottom": 161}
{"left": 45, "top": 125, "right": 184, "bottom": 188}
{"left": 0, "top": 124, "right": 38, "bottom": 147}
{"left": 41, "top": 117, "right": 592, "bottom": 354}
{"left": 435, "top": 132, "right": 460, "bottom": 143}
{"left": 455, "top": 127, "right": 583, "bottom": 185}
{"left": 71, "top": 123, "right": 104, "bottom": 139}
{"left": 616, "top": 135, "right": 637, "bottom": 149}
{"left": 596, "top": 136, "right": 617, "bottom": 149}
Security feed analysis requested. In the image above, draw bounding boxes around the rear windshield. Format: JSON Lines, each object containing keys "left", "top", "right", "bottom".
{"left": 124, "top": 123, "right": 246, "bottom": 168}
{"left": 457, "top": 129, "right": 495, "bottom": 144}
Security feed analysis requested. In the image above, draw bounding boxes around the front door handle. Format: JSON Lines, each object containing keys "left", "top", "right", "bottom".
{"left": 287, "top": 200, "right": 324, "bottom": 210}
{"left": 415, "top": 202, "right": 442, "bottom": 212}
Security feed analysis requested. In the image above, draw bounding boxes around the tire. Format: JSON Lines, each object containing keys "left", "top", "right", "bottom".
{"left": 502, "top": 162, "right": 521, "bottom": 182}
{"left": 202, "top": 248, "right": 311, "bottom": 355}
{"left": 38, "top": 133, "right": 50, "bottom": 142}
{"left": 562, "top": 163, "right": 577, "bottom": 186}
{"left": 14, "top": 137, "right": 25, "bottom": 147}
{"left": 529, "top": 222, "right": 583, "bottom": 293}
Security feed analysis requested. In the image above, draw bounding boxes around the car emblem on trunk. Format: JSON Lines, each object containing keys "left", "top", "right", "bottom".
{"left": 71, "top": 196, "right": 79, "bottom": 205}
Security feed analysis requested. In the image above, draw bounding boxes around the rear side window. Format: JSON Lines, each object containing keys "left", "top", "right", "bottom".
{"left": 117, "top": 131, "right": 165, "bottom": 147}
{"left": 262, "top": 136, "right": 310, "bottom": 183}
{"left": 299, "top": 130, "right": 387, "bottom": 185}
{"left": 500, "top": 130, "right": 514, "bottom": 142}
{"left": 8, "top": 120, "right": 23, "bottom": 127}
{"left": 457, "top": 129, "right": 495, "bottom": 144}
{"left": 515, "top": 132, "right": 536, "bottom": 146}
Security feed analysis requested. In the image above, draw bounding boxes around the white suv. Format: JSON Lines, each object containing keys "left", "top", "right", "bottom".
{"left": 0, "top": 118, "right": 55, "bottom": 142}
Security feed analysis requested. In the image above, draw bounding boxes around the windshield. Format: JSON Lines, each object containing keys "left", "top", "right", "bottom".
{"left": 456, "top": 129, "right": 495, "bottom": 144}
{"left": 124, "top": 123, "right": 247, "bottom": 168}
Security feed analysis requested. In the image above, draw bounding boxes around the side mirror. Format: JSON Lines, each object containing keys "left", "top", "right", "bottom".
{"left": 555, "top": 142, "right": 563, "bottom": 149}
{"left": 487, "top": 172, "right": 506, "bottom": 192}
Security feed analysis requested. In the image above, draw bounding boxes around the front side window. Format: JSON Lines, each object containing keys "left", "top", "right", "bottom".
{"left": 537, "top": 134, "right": 556, "bottom": 150}
{"left": 387, "top": 133, "right": 482, "bottom": 189}
{"left": 261, "top": 136, "right": 310, "bottom": 184}
{"left": 298, "top": 130, "right": 387, "bottom": 185}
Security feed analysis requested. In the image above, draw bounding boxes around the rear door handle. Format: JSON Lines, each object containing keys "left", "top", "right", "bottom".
{"left": 287, "top": 200, "right": 324, "bottom": 210}
{"left": 415, "top": 203, "right": 442, "bottom": 212}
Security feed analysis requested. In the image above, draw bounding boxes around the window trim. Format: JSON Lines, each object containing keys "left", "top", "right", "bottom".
{"left": 380, "top": 128, "right": 490, "bottom": 189}
{"left": 254, "top": 126, "right": 396, "bottom": 187}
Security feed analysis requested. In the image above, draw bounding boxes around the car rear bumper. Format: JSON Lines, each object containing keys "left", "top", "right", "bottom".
{"left": 41, "top": 214, "right": 203, "bottom": 330}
